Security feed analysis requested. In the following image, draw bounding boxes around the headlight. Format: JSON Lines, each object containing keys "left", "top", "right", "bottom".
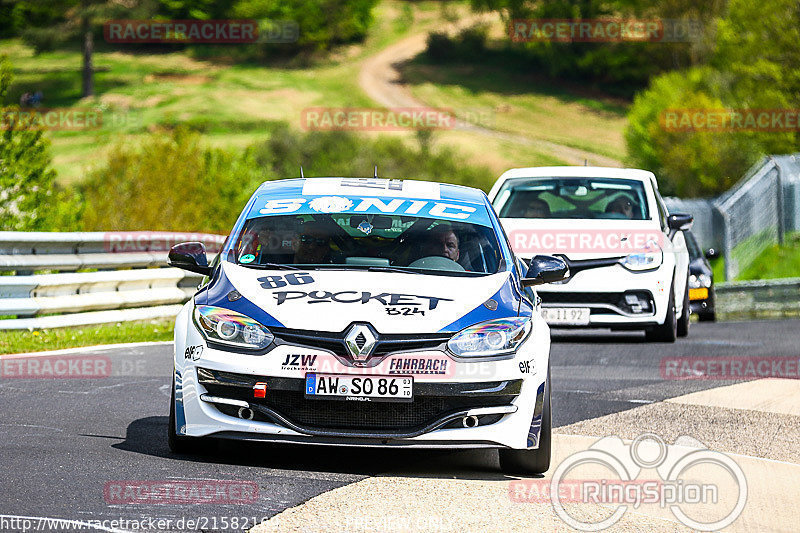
{"left": 620, "top": 241, "right": 663, "bottom": 271}
{"left": 689, "top": 273, "right": 712, "bottom": 288}
{"left": 193, "top": 305, "right": 273, "bottom": 350}
{"left": 447, "top": 317, "right": 531, "bottom": 359}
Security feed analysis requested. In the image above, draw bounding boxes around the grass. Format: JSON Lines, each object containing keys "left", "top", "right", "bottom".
{"left": 0, "top": 319, "right": 173, "bottom": 355}
{"left": 736, "top": 232, "right": 800, "bottom": 281}
{"left": 400, "top": 13, "right": 630, "bottom": 164}
{"left": 1, "top": 1, "right": 468, "bottom": 185}
{"left": 0, "top": 0, "right": 628, "bottom": 186}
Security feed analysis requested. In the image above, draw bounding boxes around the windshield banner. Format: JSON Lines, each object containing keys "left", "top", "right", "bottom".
{"left": 246, "top": 195, "right": 492, "bottom": 227}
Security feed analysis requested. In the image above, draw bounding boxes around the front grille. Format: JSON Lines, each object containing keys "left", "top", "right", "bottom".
{"left": 539, "top": 292, "right": 622, "bottom": 305}
{"left": 540, "top": 291, "right": 654, "bottom": 315}
{"left": 255, "top": 390, "right": 510, "bottom": 431}
{"left": 271, "top": 327, "right": 450, "bottom": 357}
{"left": 199, "top": 369, "right": 518, "bottom": 432}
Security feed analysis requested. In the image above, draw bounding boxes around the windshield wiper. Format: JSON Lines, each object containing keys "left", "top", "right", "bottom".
{"left": 239, "top": 262, "right": 301, "bottom": 270}
{"left": 366, "top": 266, "right": 423, "bottom": 275}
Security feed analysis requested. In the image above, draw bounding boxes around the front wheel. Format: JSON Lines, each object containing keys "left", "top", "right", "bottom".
{"left": 645, "top": 285, "right": 677, "bottom": 343}
{"left": 677, "top": 280, "right": 690, "bottom": 338}
{"left": 168, "top": 379, "right": 207, "bottom": 454}
{"left": 498, "top": 369, "right": 551, "bottom": 475}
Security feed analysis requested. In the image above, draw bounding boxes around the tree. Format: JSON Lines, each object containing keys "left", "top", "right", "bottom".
{"left": 18, "top": 0, "right": 152, "bottom": 98}
{"left": 0, "top": 56, "right": 80, "bottom": 231}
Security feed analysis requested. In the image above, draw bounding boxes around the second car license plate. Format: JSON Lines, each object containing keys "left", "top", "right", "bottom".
{"left": 305, "top": 374, "right": 413, "bottom": 402}
{"left": 541, "top": 307, "right": 590, "bottom": 325}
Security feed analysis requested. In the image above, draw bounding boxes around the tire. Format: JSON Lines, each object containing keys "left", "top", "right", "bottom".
{"left": 168, "top": 378, "right": 205, "bottom": 454}
{"left": 698, "top": 311, "right": 716, "bottom": 322}
{"left": 645, "top": 285, "right": 677, "bottom": 343}
{"left": 677, "top": 280, "right": 690, "bottom": 338}
{"left": 498, "top": 369, "right": 551, "bottom": 475}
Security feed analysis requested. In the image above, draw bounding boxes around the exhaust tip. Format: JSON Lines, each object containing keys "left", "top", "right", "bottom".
{"left": 462, "top": 415, "right": 479, "bottom": 428}
{"left": 237, "top": 407, "right": 254, "bottom": 421}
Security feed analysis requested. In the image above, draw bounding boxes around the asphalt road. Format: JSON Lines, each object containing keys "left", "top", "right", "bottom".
{"left": 1, "top": 319, "right": 797, "bottom": 531}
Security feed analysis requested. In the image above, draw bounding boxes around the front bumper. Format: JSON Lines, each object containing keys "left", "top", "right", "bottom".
{"left": 533, "top": 260, "right": 674, "bottom": 327}
{"left": 173, "top": 303, "right": 550, "bottom": 450}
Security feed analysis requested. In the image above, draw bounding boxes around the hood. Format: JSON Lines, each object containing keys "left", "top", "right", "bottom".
{"left": 199, "top": 262, "right": 518, "bottom": 334}
{"left": 500, "top": 218, "right": 664, "bottom": 261}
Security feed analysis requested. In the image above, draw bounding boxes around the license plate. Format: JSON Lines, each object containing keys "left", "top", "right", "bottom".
{"left": 689, "top": 288, "right": 709, "bottom": 300}
{"left": 305, "top": 373, "right": 413, "bottom": 402}
{"left": 541, "top": 307, "right": 590, "bottom": 325}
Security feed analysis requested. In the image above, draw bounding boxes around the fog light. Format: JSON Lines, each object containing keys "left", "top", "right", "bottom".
{"left": 253, "top": 382, "right": 267, "bottom": 399}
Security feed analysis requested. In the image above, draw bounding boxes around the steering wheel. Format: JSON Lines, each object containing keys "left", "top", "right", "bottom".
{"left": 408, "top": 256, "right": 465, "bottom": 272}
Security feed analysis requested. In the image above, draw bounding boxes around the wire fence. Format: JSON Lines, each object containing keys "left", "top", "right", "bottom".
{"left": 714, "top": 158, "right": 783, "bottom": 280}
{"left": 665, "top": 154, "right": 800, "bottom": 281}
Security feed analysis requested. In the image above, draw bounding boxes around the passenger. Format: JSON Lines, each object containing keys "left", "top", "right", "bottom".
{"left": 295, "top": 221, "right": 331, "bottom": 264}
{"left": 524, "top": 198, "right": 551, "bottom": 218}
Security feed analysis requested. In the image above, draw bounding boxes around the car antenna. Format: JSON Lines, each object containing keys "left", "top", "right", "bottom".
{"left": 300, "top": 166, "right": 304, "bottom": 178}
{"left": 374, "top": 165, "right": 378, "bottom": 178}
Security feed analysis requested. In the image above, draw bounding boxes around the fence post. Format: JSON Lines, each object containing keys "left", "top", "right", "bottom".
{"left": 772, "top": 157, "right": 786, "bottom": 245}
{"left": 722, "top": 210, "right": 734, "bottom": 281}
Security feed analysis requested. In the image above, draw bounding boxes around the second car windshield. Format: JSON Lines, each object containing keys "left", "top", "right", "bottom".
{"left": 231, "top": 213, "right": 505, "bottom": 275}
{"left": 495, "top": 178, "right": 650, "bottom": 220}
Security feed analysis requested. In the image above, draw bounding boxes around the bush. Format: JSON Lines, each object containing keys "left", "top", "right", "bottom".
{"left": 625, "top": 68, "right": 764, "bottom": 197}
{"left": 79, "top": 128, "right": 265, "bottom": 233}
{"left": 251, "top": 124, "right": 495, "bottom": 191}
{"left": 425, "top": 24, "right": 488, "bottom": 64}
{"left": 78, "top": 124, "right": 495, "bottom": 233}
{"left": 0, "top": 55, "right": 80, "bottom": 231}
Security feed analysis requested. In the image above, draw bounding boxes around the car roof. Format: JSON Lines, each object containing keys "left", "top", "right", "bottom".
{"left": 255, "top": 177, "right": 489, "bottom": 204}
{"left": 497, "top": 166, "right": 656, "bottom": 182}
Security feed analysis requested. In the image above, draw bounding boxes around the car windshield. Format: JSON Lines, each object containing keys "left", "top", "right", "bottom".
{"left": 229, "top": 213, "right": 505, "bottom": 275}
{"left": 685, "top": 231, "right": 702, "bottom": 260}
{"left": 494, "top": 177, "right": 650, "bottom": 220}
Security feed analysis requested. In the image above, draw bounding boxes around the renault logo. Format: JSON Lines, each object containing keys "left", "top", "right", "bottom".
{"left": 344, "top": 324, "right": 377, "bottom": 364}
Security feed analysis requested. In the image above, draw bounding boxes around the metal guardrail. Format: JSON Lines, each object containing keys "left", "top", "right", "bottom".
{"left": 0, "top": 231, "right": 225, "bottom": 330}
{"left": 716, "top": 278, "right": 800, "bottom": 319}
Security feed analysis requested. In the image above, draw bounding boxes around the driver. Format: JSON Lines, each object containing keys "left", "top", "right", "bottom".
{"left": 606, "top": 196, "right": 637, "bottom": 219}
{"left": 419, "top": 225, "right": 460, "bottom": 262}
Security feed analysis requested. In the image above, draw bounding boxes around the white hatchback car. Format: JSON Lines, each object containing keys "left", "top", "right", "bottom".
{"left": 489, "top": 167, "right": 692, "bottom": 342}
{"left": 168, "top": 177, "right": 569, "bottom": 474}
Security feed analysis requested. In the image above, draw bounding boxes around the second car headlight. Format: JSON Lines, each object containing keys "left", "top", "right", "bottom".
{"left": 689, "top": 273, "right": 712, "bottom": 288}
{"left": 620, "top": 241, "right": 663, "bottom": 272}
{"left": 447, "top": 317, "right": 531, "bottom": 359}
{"left": 193, "top": 305, "right": 273, "bottom": 350}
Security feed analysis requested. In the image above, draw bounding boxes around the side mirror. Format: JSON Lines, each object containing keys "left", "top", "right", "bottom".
{"left": 668, "top": 213, "right": 693, "bottom": 231}
{"left": 521, "top": 255, "right": 569, "bottom": 287}
{"left": 168, "top": 242, "right": 212, "bottom": 276}
{"left": 705, "top": 248, "right": 719, "bottom": 260}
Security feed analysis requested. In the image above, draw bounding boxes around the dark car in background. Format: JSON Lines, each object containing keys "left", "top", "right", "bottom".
{"left": 685, "top": 230, "right": 716, "bottom": 321}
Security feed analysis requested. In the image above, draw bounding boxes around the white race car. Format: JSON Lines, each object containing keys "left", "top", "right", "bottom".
{"left": 168, "top": 177, "right": 568, "bottom": 474}
{"left": 489, "top": 167, "right": 692, "bottom": 342}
